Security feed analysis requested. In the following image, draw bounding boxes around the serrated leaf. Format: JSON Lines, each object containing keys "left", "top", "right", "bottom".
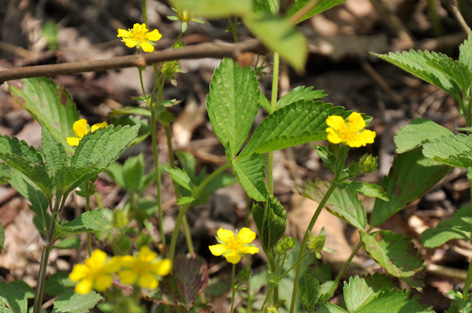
{"left": 165, "top": 167, "right": 193, "bottom": 191}
{"left": 232, "top": 154, "right": 268, "bottom": 201}
{"left": 241, "top": 101, "right": 346, "bottom": 156}
{"left": 347, "top": 181, "right": 388, "bottom": 202}
{"left": 252, "top": 196, "right": 287, "bottom": 251}
{"left": 8, "top": 78, "right": 80, "bottom": 153}
{"left": 9, "top": 169, "right": 50, "bottom": 236}
{"left": 394, "top": 118, "right": 453, "bottom": 154}
{"left": 59, "top": 208, "right": 111, "bottom": 235}
{"left": 51, "top": 291, "right": 102, "bottom": 313}
{"left": 317, "top": 303, "right": 348, "bottom": 313}
{"left": 176, "top": 150, "right": 197, "bottom": 180}
{"left": 370, "top": 147, "right": 450, "bottom": 227}
{"left": 42, "top": 126, "right": 68, "bottom": 175}
{"left": 104, "top": 162, "right": 126, "bottom": 189}
{"left": 207, "top": 58, "right": 260, "bottom": 158}
{"left": 123, "top": 153, "right": 145, "bottom": 192}
{"left": 0, "top": 164, "right": 10, "bottom": 186}
{"left": 299, "top": 271, "right": 319, "bottom": 311}
{"left": 0, "top": 282, "right": 28, "bottom": 313}
{"left": 373, "top": 50, "right": 465, "bottom": 103}
{"left": 243, "top": 14, "right": 307, "bottom": 72}
{"left": 420, "top": 205, "right": 472, "bottom": 247}
{"left": 170, "top": 0, "right": 252, "bottom": 18}
{"left": 344, "top": 274, "right": 395, "bottom": 312}
{"left": 44, "top": 272, "right": 75, "bottom": 297}
{"left": 254, "top": 0, "right": 279, "bottom": 13}
{"left": 303, "top": 181, "right": 366, "bottom": 230}
{"left": 0, "top": 135, "right": 52, "bottom": 197}
{"left": 177, "top": 196, "right": 196, "bottom": 205}
{"left": 277, "top": 86, "right": 327, "bottom": 110}
{"left": 360, "top": 230, "right": 425, "bottom": 288}
{"left": 459, "top": 33, "right": 472, "bottom": 70}
{"left": 355, "top": 290, "right": 434, "bottom": 313}
{"left": 288, "top": 0, "right": 347, "bottom": 23}
{"left": 422, "top": 133, "right": 472, "bottom": 168}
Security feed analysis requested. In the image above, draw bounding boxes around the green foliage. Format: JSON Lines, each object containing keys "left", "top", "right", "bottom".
{"left": 370, "top": 147, "right": 450, "bottom": 227}
{"left": 42, "top": 127, "right": 68, "bottom": 176}
{"left": 253, "top": 0, "right": 279, "bottom": 13}
{"left": 299, "top": 271, "right": 319, "bottom": 312}
{"left": 105, "top": 154, "right": 155, "bottom": 195}
{"left": 347, "top": 181, "right": 388, "bottom": 202}
{"left": 57, "top": 208, "right": 112, "bottom": 235}
{"left": 394, "top": 118, "right": 453, "bottom": 154}
{"left": 360, "top": 231, "right": 425, "bottom": 289}
{"left": 420, "top": 205, "right": 472, "bottom": 247}
{"left": 288, "top": 0, "right": 348, "bottom": 23}
{"left": 8, "top": 78, "right": 80, "bottom": 153}
{"left": 422, "top": 134, "right": 472, "bottom": 168}
{"left": 459, "top": 34, "right": 472, "bottom": 70}
{"left": 0, "top": 164, "right": 10, "bottom": 186}
{"left": 276, "top": 86, "right": 327, "bottom": 111}
{"left": 232, "top": 154, "right": 268, "bottom": 201}
{"left": 303, "top": 181, "right": 367, "bottom": 230}
{"left": 317, "top": 303, "right": 348, "bottom": 313}
{"left": 165, "top": 167, "right": 193, "bottom": 191}
{"left": 170, "top": 0, "right": 252, "bottom": 18}
{"left": 0, "top": 222, "right": 3, "bottom": 252}
{"left": 252, "top": 196, "right": 287, "bottom": 251}
{"left": 207, "top": 58, "right": 261, "bottom": 158}
{"left": 51, "top": 291, "right": 102, "bottom": 313}
{"left": 241, "top": 100, "right": 346, "bottom": 157}
{"left": 44, "top": 272, "right": 75, "bottom": 296}
{"left": 243, "top": 14, "right": 307, "bottom": 71}
{"left": 54, "top": 236, "right": 81, "bottom": 249}
{"left": 0, "top": 281, "right": 29, "bottom": 313}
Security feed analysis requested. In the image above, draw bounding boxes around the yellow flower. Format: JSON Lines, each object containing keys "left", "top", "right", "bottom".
{"left": 117, "top": 23, "right": 162, "bottom": 53}
{"left": 209, "top": 228, "right": 259, "bottom": 264}
{"left": 67, "top": 119, "right": 108, "bottom": 147}
{"left": 326, "top": 112, "right": 376, "bottom": 148}
{"left": 118, "top": 246, "right": 171, "bottom": 289}
{"left": 69, "top": 249, "right": 121, "bottom": 294}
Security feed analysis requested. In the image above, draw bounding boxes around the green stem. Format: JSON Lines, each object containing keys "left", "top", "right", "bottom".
{"left": 141, "top": 0, "right": 148, "bottom": 26}
{"left": 94, "top": 191, "right": 103, "bottom": 209}
{"left": 228, "top": 17, "right": 239, "bottom": 43}
{"left": 267, "top": 253, "right": 279, "bottom": 303}
{"left": 245, "top": 195, "right": 253, "bottom": 313}
{"left": 462, "top": 257, "right": 472, "bottom": 298}
{"left": 267, "top": 53, "right": 280, "bottom": 195}
{"left": 85, "top": 186, "right": 92, "bottom": 257}
{"left": 169, "top": 163, "right": 231, "bottom": 264}
{"left": 230, "top": 264, "right": 237, "bottom": 313}
{"left": 426, "top": 0, "right": 443, "bottom": 36}
{"left": 289, "top": 183, "right": 337, "bottom": 313}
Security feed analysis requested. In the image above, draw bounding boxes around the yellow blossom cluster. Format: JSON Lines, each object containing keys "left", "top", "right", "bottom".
{"left": 69, "top": 247, "right": 171, "bottom": 294}
{"left": 117, "top": 23, "right": 162, "bottom": 53}
{"left": 209, "top": 227, "right": 259, "bottom": 264}
{"left": 326, "top": 112, "right": 376, "bottom": 148}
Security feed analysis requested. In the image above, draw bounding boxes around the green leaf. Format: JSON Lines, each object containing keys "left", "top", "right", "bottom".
{"left": 360, "top": 230, "right": 425, "bottom": 289}
{"left": 373, "top": 50, "right": 467, "bottom": 103}
{"left": 109, "top": 106, "right": 150, "bottom": 118}
{"left": 207, "top": 58, "right": 260, "bottom": 158}
{"left": 122, "top": 153, "right": 145, "bottom": 192}
{"left": 42, "top": 126, "right": 68, "bottom": 176}
{"left": 104, "top": 162, "right": 126, "bottom": 189}
{"left": 51, "top": 291, "right": 102, "bottom": 313}
{"left": 55, "top": 236, "right": 81, "bottom": 249}
{"left": 0, "top": 164, "right": 10, "bottom": 186}
{"left": 299, "top": 271, "right": 319, "bottom": 311}
{"left": 254, "top": 0, "right": 279, "bottom": 13}
{"left": 0, "top": 281, "right": 28, "bottom": 313}
{"left": 165, "top": 167, "right": 193, "bottom": 191}
{"left": 459, "top": 33, "right": 472, "bottom": 70}
{"left": 394, "top": 118, "right": 453, "bottom": 154}
{"left": 232, "top": 154, "right": 268, "bottom": 201}
{"left": 59, "top": 208, "right": 112, "bottom": 235}
{"left": 242, "top": 100, "right": 346, "bottom": 156}
{"left": 9, "top": 281, "right": 34, "bottom": 299}
{"left": 422, "top": 133, "right": 472, "bottom": 168}
{"left": 170, "top": 0, "right": 252, "bottom": 18}
{"left": 0, "top": 222, "right": 4, "bottom": 253}
{"left": 243, "top": 14, "right": 307, "bottom": 72}
{"left": 288, "top": 0, "right": 347, "bottom": 23}
{"left": 8, "top": 78, "right": 80, "bottom": 153}
{"left": 303, "top": 181, "right": 367, "bottom": 230}
{"left": 177, "top": 196, "right": 196, "bottom": 205}
{"left": 9, "top": 169, "right": 50, "bottom": 236}
{"left": 259, "top": 92, "right": 272, "bottom": 113}
{"left": 45, "top": 272, "right": 75, "bottom": 296}
{"left": 277, "top": 86, "right": 327, "bottom": 110}
{"left": 176, "top": 150, "right": 197, "bottom": 180}
{"left": 317, "top": 303, "right": 348, "bottom": 313}
{"left": 347, "top": 181, "right": 388, "bottom": 202}
{"left": 0, "top": 135, "right": 52, "bottom": 197}
{"left": 420, "top": 205, "right": 472, "bottom": 247}
{"left": 252, "top": 196, "right": 287, "bottom": 251}
{"left": 370, "top": 147, "right": 450, "bottom": 227}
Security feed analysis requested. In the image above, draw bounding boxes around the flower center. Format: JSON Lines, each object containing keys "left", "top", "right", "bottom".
{"left": 132, "top": 29, "right": 147, "bottom": 42}
{"left": 227, "top": 238, "right": 242, "bottom": 251}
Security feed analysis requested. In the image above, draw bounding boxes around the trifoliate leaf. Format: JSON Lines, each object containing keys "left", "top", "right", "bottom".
{"left": 232, "top": 154, "right": 268, "bottom": 201}
{"left": 288, "top": 0, "right": 347, "bottom": 23}
{"left": 420, "top": 205, "right": 472, "bottom": 247}
{"left": 8, "top": 78, "right": 80, "bottom": 153}
{"left": 51, "top": 291, "right": 102, "bottom": 313}
{"left": 422, "top": 133, "right": 472, "bottom": 168}
{"left": 252, "top": 196, "right": 287, "bottom": 251}
{"left": 207, "top": 58, "right": 261, "bottom": 158}
{"left": 344, "top": 274, "right": 395, "bottom": 312}
{"left": 276, "top": 86, "right": 327, "bottom": 110}
{"left": 394, "top": 118, "right": 453, "bottom": 154}
{"left": 360, "top": 231, "right": 425, "bottom": 289}
{"left": 370, "top": 147, "right": 450, "bottom": 227}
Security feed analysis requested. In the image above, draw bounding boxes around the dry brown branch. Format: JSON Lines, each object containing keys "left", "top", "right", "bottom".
{"left": 0, "top": 39, "right": 263, "bottom": 83}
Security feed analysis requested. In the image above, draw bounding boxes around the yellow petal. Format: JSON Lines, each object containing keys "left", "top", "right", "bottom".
{"left": 91, "top": 122, "right": 108, "bottom": 133}
{"left": 123, "top": 38, "right": 138, "bottom": 48}
{"left": 146, "top": 29, "right": 162, "bottom": 42}
{"left": 209, "top": 244, "right": 227, "bottom": 256}
{"left": 138, "top": 273, "right": 158, "bottom": 289}
{"left": 117, "top": 29, "right": 130, "bottom": 38}
{"left": 86, "top": 249, "right": 107, "bottom": 268}
{"left": 347, "top": 112, "right": 366, "bottom": 132}
{"left": 72, "top": 119, "right": 89, "bottom": 138}
{"left": 67, "top": 137, "right": 80, "bottom": 147}
{"left": 133, "top": 23, "right": 148, "bottom": 33}
{"left": 105, "top": 256, "right": 122, "bottom": 273}
{"left": 352, "top": 130, "right": 376, "bottom": 147}
{"left": 75, "top": 278, "right": 93, "bottom": 294}
{"left": 140, "top": 41, "right": 155, "bottom": 52}
{"left": 217, "top": 228, "right": 235, "bottom": 243}
{"left": 138, "top": 246, "right": 158, "bottom": 262}
{"left": 95, "top": 274, "right": 113, "bottom": 292}
{"left": 238, "top": 228, "right": 256, "bottom": 244}
{"left": 326, "top": 115, "right": 345, "bottom": 130}
{"left": 118, "top": 269, "right": 138, "bottom": 285}
{"left": 120, "top": 255, "right": 137, "bottom": 268}
{"left": 240, "top": 246, "right": 259, "bottom": 254}
{"left": 224, "top": 250, "right": 241, "bottom": 264}
{"left": 69, "top": 264, "right": 89, "bottom": 282}
{"left": 153, "top": 259, "right": 172, "bottom": 276}
{"left": 326, "top": 130, "right": 342, "bottom": 144}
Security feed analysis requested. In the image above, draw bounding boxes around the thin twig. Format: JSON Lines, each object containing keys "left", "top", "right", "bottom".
{"left": 444, "top": 0, "right": 472, "bottom": 34}
{"left": 0, "top": 39, "right": 263, "bottom": 83}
